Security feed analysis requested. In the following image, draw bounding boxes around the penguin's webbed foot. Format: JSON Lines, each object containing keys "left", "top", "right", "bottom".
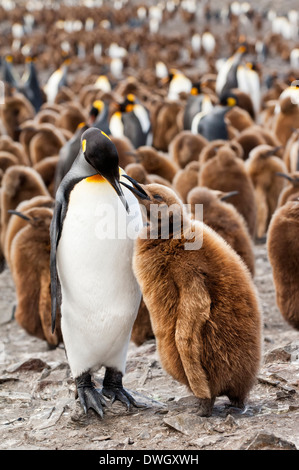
{"left": 76, "top": 372, "right": 107, "bottom": 417}
{"left": 102, "top": 367, "right": 144, "bottom": 411}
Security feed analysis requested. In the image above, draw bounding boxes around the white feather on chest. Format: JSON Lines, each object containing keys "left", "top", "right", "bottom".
{"left": 57, "top": 173, "right": 143, "bottom": 378}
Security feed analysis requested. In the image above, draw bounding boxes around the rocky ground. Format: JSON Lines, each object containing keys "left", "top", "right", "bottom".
{"left": 0, "top": 0, "right": 299, "bottom": 454}
{"left": 0, "top": 243, "right": 298, "bottom": 452}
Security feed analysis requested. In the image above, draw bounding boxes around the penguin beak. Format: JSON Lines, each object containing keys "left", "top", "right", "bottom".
{"left": 120, "top": 174, "right": 150, "bottom": 200}
{"left": 220, "top": 190, "right": 239, "bottom": 201}
{"left": 106, "top": 174, "right": 130, "bottom": 213}
{"left": 7, "top": 209, "right": 31, "bottom": 221}
{"left": 276, "top": 172, "right": 293, "bottom": 182}
{"left": 264, "top": 146, "right": 283, "bottom": 157}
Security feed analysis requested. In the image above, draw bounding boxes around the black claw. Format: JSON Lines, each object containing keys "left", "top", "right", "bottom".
{"left": 102, "top": 367, "right": 145, "bottom": 410}
{"left": 102, "top": 386, "right": 137, "bottom": 410}
{"left": 76, "top": 372, "right": 107, "bottom": 417}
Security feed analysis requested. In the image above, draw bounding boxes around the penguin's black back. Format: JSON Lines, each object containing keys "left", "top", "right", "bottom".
{"left": 22, "top": 61, "right": 43, "bottom": 112}
{"left": 183, "top": 95, "right": 205, "bottom": 130}
{"left": 221, "top": 61, "right": 239, "bottom": 95}
{"left": 2, "top": 58, "right": 18, "bottom": 88}
{"left": 92, "top": 103, "right": 111, "bottom": 135}
{"left": 196, "top": 107, "right": 230, "bottom": 141}
{"left": 122, "top": 111, "right": 148, "bottom": 148}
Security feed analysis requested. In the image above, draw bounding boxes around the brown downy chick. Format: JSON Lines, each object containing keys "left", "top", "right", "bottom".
{"left": 28, "top": 123, "right": 66, "bottom": 165}
{"left": 228, "top": 88, "right": 255, "bottom": 119}
{"left": 187, "top": 186, "right": 255, "bottom": 276}
{"left": 199, "top": 145, "right": 257, "bottom": 237}
{"left": 267, "top": 201, "right": 299, "bottom": 330}
{"left": 254, "top": 126, "right": 282, "bottom": 153}
{"left": 0, "top": 93, "right": 35, "bottom": 141}
{"left": 134, "top": 146, "right": 179, "bottom": 182}
{"left": 283, "top": 131, "right": 299, "bottom": 172}
{"left": 172, "top": 161, "right": 200, "bottom": 203}
{"left": 0, "top": 165, "right": 50, "bottom": 250}
{"left": 234, "top": 124, "right": 283, "bottom": 161}
{"left": 9, "top": 207, "right": 62, "bottom": 347}
{"left": 234, "top": 128, "right": 267, "bottom": 160}
{"left": 152, "top": 101, "right": 184, "bottom": 152}
{"left": 0, "top": 152, "right": 18, "bottom": 185}
{"left": 277, "top": 172, "right": 299, "bottom": 207}
{"left": 168, "top": 131, "right": 208, "bottom": 169}
{"left": 34, "top": 156, "right": 59, "bottom": 197}
{"left": 35, "top": 108, "right": 60, "bottom": 125}
{"left": 18, "top": 121, "right": 40, "bottom": 161}
{"left": 4, "top": 195, "right": 54, "bottom": 268}
{"left": 125, "top": 162, "right": 173, "bottom": 188}
{"left": 245, "top": 145, "right": 287, "bottom": 239}
{"left": 272, "top": 95, "right": 299, "bottom": 146}
{"left": 125, "top": 163, "right": 149, "bottom": 184}
{"left": 109, "top": 135, "right": 137, "bottom": 169}
{"left": 55, "top": 102, "right": 87, "bottom": 134}
{"left": 131, "top": 298, "right": 154, "bottom": 347}
{"left": 0, "top": 135, "right": 29, "bottom": 166}
{"left": 225, "top": 105, "right": 255, "bottom": 132}
{"left": 199, "top": 139, "right": 244, "bottom": 165}
{"left": 121, "top": 178, "right": 262, "bottom": 417}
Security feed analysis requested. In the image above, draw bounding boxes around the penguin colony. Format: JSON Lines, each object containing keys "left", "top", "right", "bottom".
{"left": 0, "top": 0, "right": 298, "bottom": 419}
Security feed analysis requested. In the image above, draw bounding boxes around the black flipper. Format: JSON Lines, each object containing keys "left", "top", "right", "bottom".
{"left": 50, "top": 200, "right": 62, "bottom": 333}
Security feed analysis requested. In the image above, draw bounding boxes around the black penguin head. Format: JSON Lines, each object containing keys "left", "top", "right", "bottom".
{"left": 89, "top": 100, "right": 104, "bottom": 121}
{"left": 5, "top": 54, "right": 13, "bottom": 63}
{"left": 219, "top": 91, "right": 238, "bottom": 107}
{"left": 161, "top": 69, "right": 176, "bottom": 85}
{"left": 190, "top": 82, "right": 201, "bottom": 95}
{"left": 237, "top": 39, "right": 247, "bottom": 55}
{"left": 81, "top": 127, "right": 129, "bottom": 211}
{"left": 119, "top": 93, "right": 136, "bottom": 113}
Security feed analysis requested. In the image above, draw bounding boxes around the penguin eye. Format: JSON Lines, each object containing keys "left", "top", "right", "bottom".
{"left": 153, "top": 194, "right": 163, "bottom": 201}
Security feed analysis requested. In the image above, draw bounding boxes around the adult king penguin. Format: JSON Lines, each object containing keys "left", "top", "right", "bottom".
{"left": 50, "top": 127, "right": 146, "bottom": 417}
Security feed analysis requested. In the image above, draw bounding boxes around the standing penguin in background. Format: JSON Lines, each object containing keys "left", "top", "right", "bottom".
{"left": 50, "top": 127, "right": 146, "bottom": 417}
{"left": 54, "top": 122, "right": 89, "bottom": 193}
{"left": 183, "top": 82, "right": 214, "bottom": 131}
{"left": 215, "top": 45, "right": 246, "bottom": 96}
{"left": 109, "top": 94, "right": 152, "bottom": 149}
{"left": 44, "top": 57, "right": 69, "bottom": 104}
{"left": 90, "top": 100, "right": 111, "bottom": 135}
{"left": 2, "top": 55, "right": 19, "bottom": 89}
{"left": 163, "top": 69, "right": 192, "bottom": 101}
{"left": 191, "top": 94, "right": 237, "bottom": 141}
{"left": 20, "top": 56, "right": 43, "bottom": 113}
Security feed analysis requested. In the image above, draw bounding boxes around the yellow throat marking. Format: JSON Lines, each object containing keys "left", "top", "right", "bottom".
{"left": 86, "top": 174, "right": 105, "bottom": 183}
{"left": 86, "top": 167, "right": 123, "bottom": 183}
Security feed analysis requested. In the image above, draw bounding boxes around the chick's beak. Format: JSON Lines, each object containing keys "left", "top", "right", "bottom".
{"left": 220, "top": 190, "right": 239, "bottom": 201}
{"left": 120, "top": 174, "right": 150, "bottom": 201}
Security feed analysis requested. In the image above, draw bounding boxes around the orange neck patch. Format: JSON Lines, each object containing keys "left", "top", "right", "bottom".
{"left": 86, "top": 174, "right": 105, "bottom": 183}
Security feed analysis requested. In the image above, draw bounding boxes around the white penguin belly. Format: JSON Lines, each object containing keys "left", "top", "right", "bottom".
{"left": 57, "top": 174, "right": 143, "bottom": 378}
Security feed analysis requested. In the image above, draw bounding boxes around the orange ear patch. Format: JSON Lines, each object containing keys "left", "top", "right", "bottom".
{"left": 86, "top": 174, "right": 105, "bottom": 183}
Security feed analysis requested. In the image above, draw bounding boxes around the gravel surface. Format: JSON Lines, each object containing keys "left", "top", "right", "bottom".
{"left": 0, "top": 244, "right": 298, "bottom": 451}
